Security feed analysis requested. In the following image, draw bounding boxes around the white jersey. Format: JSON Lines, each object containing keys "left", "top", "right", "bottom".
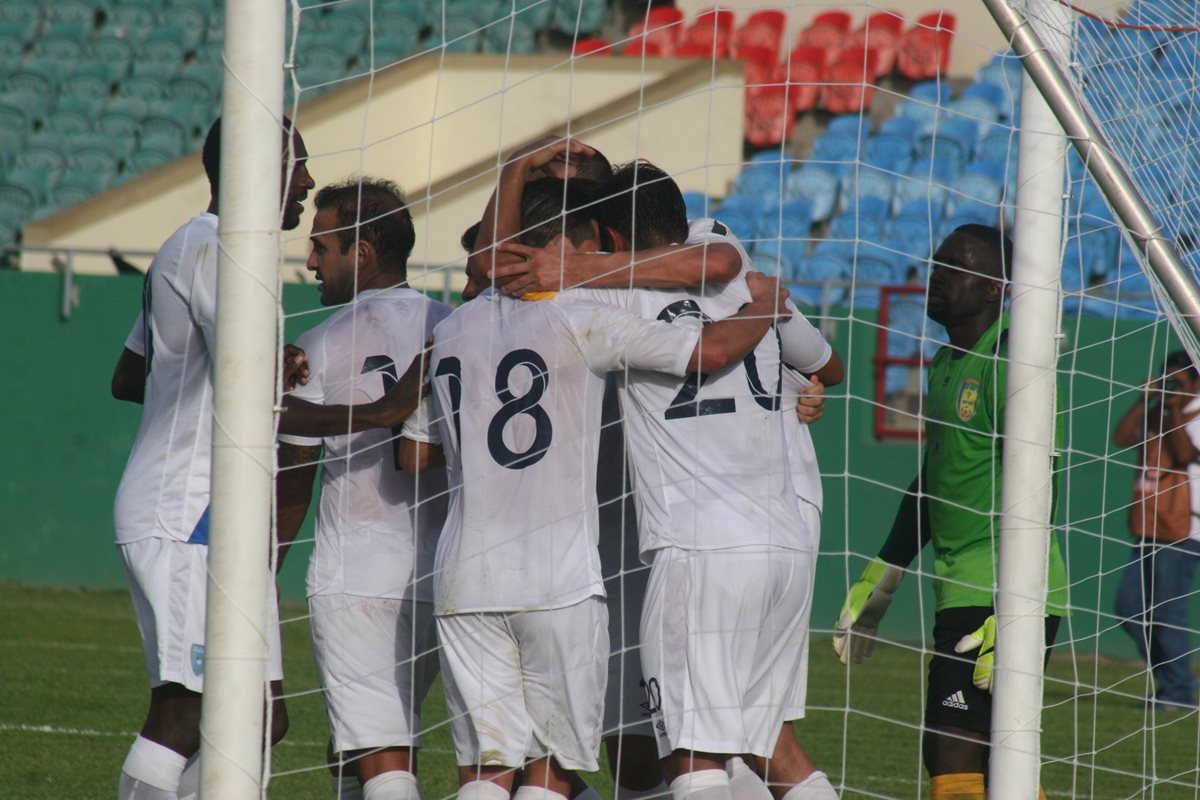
{"left": 114, "top": 213, "right": 219, "bottom": 545}
{"left": 279, "top": 288, "right": 452, "bottom": 601}
{"left": 564, "top": 217, "right": 832, "bottom": 558}
{"left": 781, "top": 367, "right": 823, "bottom": 521}
{"left": 403, "top": 289, "right": 699, "bottom": 615}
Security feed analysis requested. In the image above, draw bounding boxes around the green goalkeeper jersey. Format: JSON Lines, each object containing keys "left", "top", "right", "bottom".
{"left": 925, "top": 315, "right": 1068, "bottom": 614}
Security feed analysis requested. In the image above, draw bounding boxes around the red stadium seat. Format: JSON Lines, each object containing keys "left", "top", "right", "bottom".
{"left": 744, "top": 84, "right": 795, "bottom": 147}
{"left": 897, "top": 11, "right": 956, "bottom": 80}
{"left": 677, "top": 17, "right": 731, "bottom": 59}
{"left": 732, "top": 10, "right": 784, "bottom": 61}
{"left": 627, "top": 7, "right": 685, "bottom": 55}
{"left": 573, "top": 37, "right": 613, "bottom": 57}
{"left": 822, "top": 47, "right": 880, "bottom": 114}
{"left": 798, "top": 11, "right": 852, "bottom": 51}
{"left": 775, "top": 46, "right": 824, "bottom": 113}
{"left": 846, "top": 10, "right": 904, "bottom": 75}
{"left": 623, "top": 38, "right": 665, "bottom": 58}
{"left": 693, "top": 8, "right": 736, "bottom": 35}
{"left": 736, "top": 45, "right": 777, "bottom": 87}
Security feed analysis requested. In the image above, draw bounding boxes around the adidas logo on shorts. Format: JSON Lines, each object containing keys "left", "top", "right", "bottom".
{"left": 942, "top": 690, "right": 969, "bottom": 710}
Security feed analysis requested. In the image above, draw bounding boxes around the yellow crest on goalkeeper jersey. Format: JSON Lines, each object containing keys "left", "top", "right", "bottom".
{"left": 957, "top": 378, "right": 981, "bottom": 422}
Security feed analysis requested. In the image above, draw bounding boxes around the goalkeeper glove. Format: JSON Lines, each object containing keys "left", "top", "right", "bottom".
{"left": 953, "top": 614, "right": 996, "bottom": 692}
{"left": 833, "top": 557, "right": 904, "bottom": 664}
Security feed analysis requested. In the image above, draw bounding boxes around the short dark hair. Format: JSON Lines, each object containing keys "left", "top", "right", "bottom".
{"left": 519, "top": 177, "right": 601, "bottom": 248}
{"left": 202, "top": 115, "right": 297, "bottom": 194}
{"left": 460, "top": 221, "right": 482, "bottom": 254}
{"left": 1164, "top": 350, "right": 1200, "bottom": 380}
{"left": 597, "top": 160, "right": 688, "bottom": 250}
{"left": 950, "top": 223, "right": 1014, "bottom": 281}
{"left": 570, "top": 149, "right": 613, "bottom": 183}
{"left": 313, "top": 177, "right": 415, "bottom": 273}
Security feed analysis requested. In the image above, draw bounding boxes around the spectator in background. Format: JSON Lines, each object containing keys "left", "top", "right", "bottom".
{"left": 1113, "top": 349, "right": 1200, "bottom": 712}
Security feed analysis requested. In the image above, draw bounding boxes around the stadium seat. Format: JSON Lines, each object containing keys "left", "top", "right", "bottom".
{"left": 573, "top": 37, "right": 614, "bottom": 57}
{"left": 105, "top": 1, "right": 160, "bottom": 41}
{"left": 622, "top": 39, "right": 665, "bottom": 58}
{"left": 555, "top": 0, "right": 607, "bottom": 35}
{"left": 897, "top": 11, "right": 955, "bottom": 80}
{"left": 170, "top": 6, "right": 208, "bottom": 49}
{"left": 372, "top": 29, "right": 421, "bottom": 63}
{"left": 0, "top": 29, "right": 24, "bottom": 71}
{"left": 975, "top": 52, "right": 1023, "bottom": 110}
{"left": 133, "top": 33, "right": 187, "bottom": 79}
{"left": 946, "top": 161, "right": 1004, "bottom": 218}
{"left": 120, "top": 74, "right": 171, "bottom": 104}
{"left": 796, "top": 10, "right": 851, "bottom": 52}
{"left": 785, "top": 163, "right": 839, "bottom": 222}
{"left": 0, "top": 0, "right": 41, "bottom": 43}
{"left": 676, "top": 14, "right": 732, "bottom": 59}
{"left": 774, "top": 47, "right": 823, "bottom": 114}
{"left": 88, "top": 36, "right": 136, "bottom": 81}
{"left": 916, "top": 117, "right": 978, "bottom": 174}
{"left": 733, "top": 158, "right": 790, "bottom": 204}
{"left": 822, "top": 47, "right": 880, "bottom": 114}
{"left": 812, "top": 129, "right": 864, "bottom": 168}
{"left": 893, "top": 159, "right": 952, "bottom": 216}
{"left": 0, "top": 181, "right": 38, "bottom": 218}
{"left": 975, "top": 129, "right": 1017, "bottom": 166}
{"left": 141, "top": 114, "right": 189, "bottom": 153}
{"left": 732, "top": 10, "right": 785, "bottom": 59}
{"left": 744, "top": 86, "right": 795, "bottom": 148}
{"left": 848, "top": 248, "right": 896, "bottom": 309}
{"left": 42, "top": 99, "right": 93, "bottom": 136}
{"left": 866, "top": 130, "right": 915, "bottom": 174}
{"left": 794, "top": 248, "right": 850, "bottom": 307}
{"left": 69, "top": 146, "right": 121, "bottom": 180}
{"left": 6, "top": 163, "right": 57, "bottom": 207}
{"left": 748, "top": 249, "right": 791, "bottom": 281}
{"left": 953, "top": 82, "right": 1005, "bottom": 124}
{"left": 483, "top": 17, "right": 538, "bottom": 55}
{"left": 168, "top": 75, "right": 214, "bottom": 108}
{"left": 297, "top": 45, "right": 352, "bottom": 86}
{"left": 96, "top": 100, "right": 146, "bottom": 138}
{"left": 756, "top": 199, "right": 813, "bottom": 269}
{"left": 128, "top": 146, "right": 175, "bottom": 173}
{"left": 36, "top": 35, "right": 87, "bottom": 66}
{"left": 711, "top": 194, "right": 760, "bottom": 245}
{"left": 437, "top": 12, "right": 484, "bottom": 54}
{"left": 829, "top": 208, "right": 883, "bottom": 242}
{"left": 845, "top": 10, "right": 904, "bottom": 76}
{"left": 626, "top": 6, "right": 685, "bottom": 56}
{"left": 840, "top": 164, "right": 895, "bottom": 212}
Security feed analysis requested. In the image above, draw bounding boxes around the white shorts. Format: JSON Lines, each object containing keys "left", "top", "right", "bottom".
{"left": 603, "top": 558, "right": 654, "bottom": 739}
{"left": 438, "top": 596, "right": 608, "bottom": 771}
{"left": 310, "top": 594, "right": 439, "bottom": 752}
{"left": 119, "top": 538, "right": 284, "bottom": 693}
{"left": 640, "top": 545, "right": 814, "bottom": 759}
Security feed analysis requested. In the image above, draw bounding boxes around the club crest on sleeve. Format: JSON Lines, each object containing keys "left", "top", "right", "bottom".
{"left": 956, "top": 378, "right": 981, "bottom": 421}
{"left": 191, "top": 644, "right": 205, "bottom": 676}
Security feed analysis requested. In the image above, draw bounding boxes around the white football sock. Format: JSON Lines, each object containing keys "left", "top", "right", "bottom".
{"left": 780, "top": 772, "right": 838, "bottom": 800}
{"left": 459, "top": 780, "right": 512, "bottom": 800}
{"left": 333, "top": 775, "right": 365, "bottom": 799}
{"left": 119, "top": 736, "right": 186, "bottom": 799}
{"left": 364, "top": 770, "right": 422, "bottom": 800}
{"left": 617, "top": 782, "right": 669, "bottom": 800}
{"left": 669, "top": 769, "right": 734, "bottom": 800}
{"left": 726, "top": 758, "right": 773, "bottom": 800}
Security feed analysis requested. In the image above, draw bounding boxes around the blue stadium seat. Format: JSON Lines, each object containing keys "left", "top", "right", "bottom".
{"left": 886, "top": 213, "right": 936, "bottom": 264}
{"left": 839, "top": 163, "right": 894, "bottom": 213}
{"left": 794, "top": 249, "right": 850, "bottom": 307}
{"left": 733, "top": 163, "right": 789, "bottom": 205}
{"left": 946, "top": 161, "right": 1003, "bottom": 219}
{"left": 916, "top": 117, "right": 977, "bottom": 175}
{"left": 829, "top": 209, "right": 883, "bottom": 242}
{"left": 865, "top": 131, "right": 914, "bottom": 175}
{"left": 848, "top": 248, "right": 896, "bottom": 309}
{"left": 812, "top": 129, "right": 865, "bottom": 172}
{"left": 826, "top": 113, "right": 871, "bottom": 139}
{"left": 711, "top": 195, "right": 760, "bottom": 246}
{"left": 910, "top": 79, "right": 953, "bottom": 106}
{"left": 952, "top": 82, "right": 1005, "bottom": 124}
{"left": 682, "top": 191, "right": 712, "bottom": 221}
{"left": 892, "top": 159, "right": 951, "bottom": 213}
{"left": 785, "top": 163, "right": 839, "bottom": 222}
{"left": 975, "top": 53, "right": 1022, "bottom": 112}
{"left": 747, "top": 250, "right": 790, "bottom": 281}
{"left": 755, "top": 199, "right": 813, "bottom": 272}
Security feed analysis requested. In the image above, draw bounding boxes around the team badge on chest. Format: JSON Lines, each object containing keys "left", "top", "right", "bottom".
{"left": 957, "top": 378, "right": 981, "bottom": 421}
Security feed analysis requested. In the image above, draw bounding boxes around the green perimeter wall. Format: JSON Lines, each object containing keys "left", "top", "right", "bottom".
{"left": 2, "top": 269, "right": 1178, "bottom": 658}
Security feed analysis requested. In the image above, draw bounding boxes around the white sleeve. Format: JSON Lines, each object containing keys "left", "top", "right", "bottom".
{"left": 778, "top": 299, "right": 832, "bottom": 375}
{"left": 277, "top": 329, "right": 326, "bottom": 447}
{"left": 124, "top": 311, "right": 146, "bottom": 356}
{"left": 560, "top": 301, "right": 699, "bottom": 377}
{"left": 401, "top": 393, "right": 442, "bottom": 445}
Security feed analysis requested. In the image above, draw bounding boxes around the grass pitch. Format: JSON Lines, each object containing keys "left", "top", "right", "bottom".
{"left": 2, "top": 584, "right": 1197, "bottom": 798}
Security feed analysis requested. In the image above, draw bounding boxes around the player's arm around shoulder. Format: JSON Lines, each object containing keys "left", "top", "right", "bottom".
{"left": 688, "top": 272, "right": 792, "bottom": 373}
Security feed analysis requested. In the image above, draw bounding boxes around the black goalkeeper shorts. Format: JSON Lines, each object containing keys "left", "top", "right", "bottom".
{"left": 924, "top": 606, "right": 1062, "bottom": 735}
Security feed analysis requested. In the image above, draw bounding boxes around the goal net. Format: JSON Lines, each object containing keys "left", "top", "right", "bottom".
{"left": 222, "top": 0, "right": 1200, "bottom": 797}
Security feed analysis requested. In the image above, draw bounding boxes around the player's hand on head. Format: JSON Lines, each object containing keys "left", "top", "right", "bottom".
{"left": 953, "top": 614, "right": 996, "bottom": 692}
{"left": 493, "top": 242, "right": 572, "bottom": 296}
{"left": 796, "top": 378, "right": 825, "bottom": 425}
{"left": 833, "top": 557, "right": 904, "bottom": 665}
{"left": 510, "top": 136, "right": 597, "bottom": 178}
{"left": 281, "top": 343, "right": 309, "bottom": 391}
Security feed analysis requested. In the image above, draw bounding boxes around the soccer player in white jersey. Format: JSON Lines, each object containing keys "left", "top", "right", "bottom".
{"left": 110, "top": 118, "right": 315, "bottom": 800}
{"left": 397, "top": 204, "right": 792, "bottom": 800}
{"left": 498, "top": 161, "right": 844, "bottom": 800}
{"left": 273, "top": 178, "right": 451, "bottom": 800}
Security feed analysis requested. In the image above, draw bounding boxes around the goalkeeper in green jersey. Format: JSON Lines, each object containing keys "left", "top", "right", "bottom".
{"left": 832, "top": 224, "right": 1068, "bottom": 800}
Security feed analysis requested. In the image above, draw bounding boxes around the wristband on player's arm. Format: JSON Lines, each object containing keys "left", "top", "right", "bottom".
{"left": 832, "top": 556, "right": 904, "bottom": 665}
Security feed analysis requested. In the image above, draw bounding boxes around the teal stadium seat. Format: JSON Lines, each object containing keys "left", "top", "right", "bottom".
{"left": 88, "top": 36, "right": 136, "bottom": 81}
{"left": 121, "top": 74, "right": 170, "bottom": 104}
{"left": 436, "top": 10, "right": 486, "bottom": 54}
{"left": 181, "top": 61, "right": 222, "bottom": 86}
{"left": 557, "top": 0, "right": 609, "bottom": 35}
{"left": 169, "top": 7, "right": 208, "bottom": 50}
{"left": 317, "top": 11, "right": 368, "bottom": 57}
{"left": 0, "top": 0, "right": 42, "bottom": 44}
{"left": 69, "top": 146, "right": 122, "bottom": 181}
{"left": 296, "top": 45, "right": 350, "bottom": 88}
{"left": 46, "top": 0, "right": 100, "bottom": 31}
{"left": 133, "top": 32, "right": 186, "bottom": 79}
{"left": 483, "top": 15, "right": 537, "bottom": 54}
{"left": 96, "top": 99, "right": 146, "bottom": 138}
{"left": 371, "top": 28, "right": 420, "bottom": 64}
{"left": 60, "top": 68, "right": 113, "bottom": 114}
{"left": 0, "top": 181, "right": 37, "bottom": 219}
{"left": 43, "top": 100, "right": 93, "bottom": 135}
{"left": 36, "top": 35, "right": 87, "bottom": 66}
{"left": 0, "top": 30, "right": 25, "bottom": 72}
{"left": 105, "top": 2, "right": 160, "bottom": 42}
{"left": 128, "top": 146, "right": 175, "bottom": 173}
{"left": 168, "top": 76, "right": 214, "bottom": 108}
{"left": 6, "top": 164, "right": 57, "bottom": 208}
{"left": 140, "top": 114, "right": 188, "bottom": 155}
